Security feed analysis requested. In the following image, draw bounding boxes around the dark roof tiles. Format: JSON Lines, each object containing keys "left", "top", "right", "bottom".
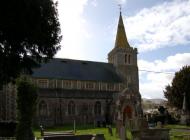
{"left": 32, "top": 58, "right": 122, "bottom": 82}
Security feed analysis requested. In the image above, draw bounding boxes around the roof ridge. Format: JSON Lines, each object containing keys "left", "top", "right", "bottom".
{"left": 53, "top": 58, "right": 112, "bottom": 65}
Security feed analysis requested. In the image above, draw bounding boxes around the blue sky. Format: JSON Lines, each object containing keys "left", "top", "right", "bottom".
{"left": 55, "top": 0, "right": 190, "bottom": 99}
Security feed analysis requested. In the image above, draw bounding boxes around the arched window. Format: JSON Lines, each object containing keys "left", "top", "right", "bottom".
{"left": 68, "top": 101, "right": 75, "bottom": 115}
{"left": 94, "top": 101, "right": 101, "bottom": 115}
{"left": 81, "top": 103, "right": 88, "bottom": 115}
{"left": 125, "top": 54, "right": 127, "bottom": 64}
{"left": 39, "top": 101, "right": 48, "bottom": 117}
{"left": 128, "top": 55, "right": 131, "bottom": 64}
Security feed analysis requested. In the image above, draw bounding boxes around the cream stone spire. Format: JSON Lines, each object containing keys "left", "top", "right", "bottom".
{"left": 114, "top": 11, "right": 130, "bottom": 48}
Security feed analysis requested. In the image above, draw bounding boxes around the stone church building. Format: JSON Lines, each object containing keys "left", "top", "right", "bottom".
{"left": 0, "top": 12, "right": 142, "bottom": 126}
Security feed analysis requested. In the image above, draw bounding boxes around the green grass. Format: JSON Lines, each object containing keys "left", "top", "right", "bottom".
{"left": 34, "top": 125, "right": 74, "bottom": 138}
{"left": 164, "top": 124, "right": 190, "bottom": 129}
{"left": 76, "top": 127, "right": 132, "bottom": 140}
{"left": 34, "top": 124, "right": 132, "bottom": 140}
{"left": 164, "top": 125, "right": 190, "bottom": 140}
{"left": 34, "top": 124, "right": 190, "bottom": 140}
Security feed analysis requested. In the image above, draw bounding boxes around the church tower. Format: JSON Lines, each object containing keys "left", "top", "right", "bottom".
{"left": 108, "top": 11, "right": 139, "bottom": 91}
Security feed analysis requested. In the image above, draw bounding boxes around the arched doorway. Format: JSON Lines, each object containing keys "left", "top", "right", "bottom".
{"left": 123, "top": 105, "right": 133, "bottom": 125}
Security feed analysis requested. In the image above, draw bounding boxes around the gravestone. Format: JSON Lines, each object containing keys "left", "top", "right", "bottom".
{"left": 131, "top": 128, "right": 170, "bottom": 140}
{"left": 108, "top": 125, "right": 113, "bottom": 136}
{"left": 180, "top": 92, "right": 190, "bottom": 125}
{"left": 156, "top": 121, "right": 162, "bottom": 128}
{"left": 120, "top": 125, "right": 126, "bottom": 140}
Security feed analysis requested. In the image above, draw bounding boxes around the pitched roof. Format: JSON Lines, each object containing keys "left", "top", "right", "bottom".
{"left": 38, "top": 89, "right": 117, "bottom": 99}
{"left": 32, "top": 58, "right": 122, "bottom": 83}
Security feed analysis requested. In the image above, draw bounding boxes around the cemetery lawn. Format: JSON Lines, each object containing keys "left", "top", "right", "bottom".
{"left": 34, "top": 124, "right": 190, "bottom": 140}
{"left": 34, "top": 125, "right": 132, "bottom": 140}
{"left": 164, "top": 125, "right": 190, "bottom": 139}
{"left": 165, "top": 124, "right": 190, "bottom": 129}
{"left": 76, "top": 127, "right": 132, "bottom": 140}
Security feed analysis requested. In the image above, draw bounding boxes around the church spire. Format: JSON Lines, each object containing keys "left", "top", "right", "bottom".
{"left": 114, "top": 11, "right": 130, "bottom": 48}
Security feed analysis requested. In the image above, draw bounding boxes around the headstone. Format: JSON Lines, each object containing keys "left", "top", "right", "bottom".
{"left": 108, "top": 125, "right": 113, "bottom": 136}
{"left": 73, "top": 120, "right": 76, "bottom": 133}
{"left": 115, "top": 120, "right": 121, "bottom": 136}
{"left": 92, "top": 134, "right": 105, "bottom": 140}
{"left": 131, "top": 128, "right": 170, "bottom": 140}
{"left": 120, "top": 125, "right": 126, "bottom": 140}
{"left": 180, "top": 92, "right": 189, "bottom": 125}
{"left": 156, "top": 121, "right": 162, "bottom": 128}
{"left": 40, "top": 125, "right": 44, "bottom": 137}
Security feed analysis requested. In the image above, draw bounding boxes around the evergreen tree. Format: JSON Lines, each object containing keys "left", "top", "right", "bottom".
{"left": 16, "top": 76, "right": 37, "bottom": 140}
{"left": 164, "top": 66, "right": 190, "bottom": 110}
{"left": 0, "top": 0, "right": 62, "bottom": 87}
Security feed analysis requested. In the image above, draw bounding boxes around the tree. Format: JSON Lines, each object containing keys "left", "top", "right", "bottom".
{"left": 0, "top": 0, "right": 62, "bottom": 87}
{"left": 158, "top": 106, "right": 165, "bottom": 115}
{"left": 16, "top": 76, "right": 37, "bottom": 140}
{"left": 164, "top": 66, "right": 190, "bottom": 110}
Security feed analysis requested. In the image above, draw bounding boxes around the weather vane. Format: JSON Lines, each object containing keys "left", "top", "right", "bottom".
{"left": 118, "top": 4, "right": 122, "bottom": 13}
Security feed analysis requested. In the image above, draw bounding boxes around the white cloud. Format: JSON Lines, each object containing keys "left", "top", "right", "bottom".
{"left": 124, "top": 0, "right": 190, "bottom": 52}
{"left": 91, "top": 0, "right": 98, "bottom": 7}
{"left": 55, "top": 0, "right": 90, "bottom": 59}
{"left": 139, "top": 53, "right": 190, "bottom": 99}
{"left": 139, "top": 53, "right": 190, "bottom": 72}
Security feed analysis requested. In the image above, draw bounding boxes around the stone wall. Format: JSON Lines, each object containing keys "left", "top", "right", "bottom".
{"left": 35, "top": 89, "right": 116, "bottom": 126}
{"left": 0, "top": 84, "right": 17, "bottom": 122}
{"left": 108, "top": 46, "right": 139, "bottom": 92}
{"left": 0, "top": 81, "right": 118, "bottom": 126}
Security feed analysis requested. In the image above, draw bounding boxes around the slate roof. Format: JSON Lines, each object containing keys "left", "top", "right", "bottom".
{"left": 32, "top": 58, "right": 122, "bottom": 83}
{"left": 38, "top": 89, "right": 117, "bottom": 99}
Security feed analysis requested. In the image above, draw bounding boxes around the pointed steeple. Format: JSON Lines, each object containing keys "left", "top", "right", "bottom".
{"left": 115, "top": 12, "right": 130, "bottom": 48}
